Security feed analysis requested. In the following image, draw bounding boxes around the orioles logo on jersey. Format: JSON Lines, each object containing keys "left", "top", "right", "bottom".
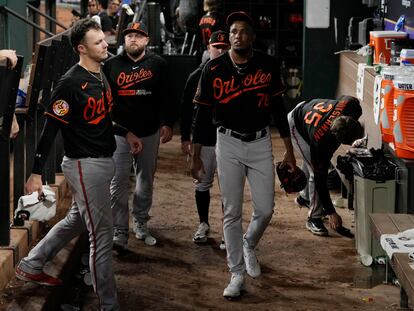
{"left": 83, "top": 88, "right": 113, "bottom": 125}
{"left": 117, "top": 69, "right": 153, "bottom": 89}
{"left": 52, "top": 99, "right": 69, "bottom": 116}
{"left": 213, "top": 69, "right": 271, "bottom": 104}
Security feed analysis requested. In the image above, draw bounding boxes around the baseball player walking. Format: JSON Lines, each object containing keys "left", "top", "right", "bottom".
{"left": 180, "top": 30, "right": 230, "bottom": 244}
{"left": 103, "top": 22, "right": 174, "bottom": 250}
{"left": 191, "top": 11, "right": 296, "bottom": 298}
{"left": 16, "top": 19, "right": 142, "bottom": 310}
{"left": 288, "top": 96, "right": 362, "bottom": 236}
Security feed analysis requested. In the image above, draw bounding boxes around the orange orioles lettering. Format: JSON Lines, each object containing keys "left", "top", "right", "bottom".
{"left": 83, "top": 88, "right": 113, "bottom": 125}
{"left": 117, "top": 69, "right": 153, "bottom": 89}
{"left": 213, "top": 69, "right": 271, "bottom": 105}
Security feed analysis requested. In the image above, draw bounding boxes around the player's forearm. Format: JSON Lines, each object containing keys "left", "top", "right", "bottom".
{"left": 282, "top": 136, "right": 295, "bottom": 157}
{"left": 191, "top": 143, "right": 202, "bottom": 158}
{"left": 32, "top": 119, "right": 60, "bottom": 175}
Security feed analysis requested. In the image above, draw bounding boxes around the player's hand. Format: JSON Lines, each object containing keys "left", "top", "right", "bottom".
{"left": 282, "top": 150, "right": 296, "bottom": 171}
{"left": 190, "top": 155, "right": 205, "bottom": 181}
{"left": 25, "top": 174, "right": 43, "bottom": 197}
{"left": 0, "top": 49, "right": 17, "bottom": 69}
{"left": 181, "top": 140, "right": 191, "bottom": 155}
{"left": 328, "top": 212, "right": 342, "bottom": 230}
{"left": 126, "top": 131, "right": 143, "bottom": 155}
{"left": 160, "top": 126, "right": 173, "bottom": 144}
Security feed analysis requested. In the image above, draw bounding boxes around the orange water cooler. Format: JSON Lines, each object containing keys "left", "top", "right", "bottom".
{"left": 393, "top": 79, "right": 414, "bottom": 159}
{"left": 370, "top": 31, "right": 407, "bottom": 64}
{"left": 379, "top": 67, "right": 408, "bottom": 143}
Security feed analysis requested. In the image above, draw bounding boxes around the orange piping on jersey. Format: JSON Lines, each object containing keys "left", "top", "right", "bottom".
{"left": 45, "top": 112, "right": 69, "bottom": 124}
{"left": 88, "top": 113, "right": 106, "bottom": 125}
{"left": 272, "top": 88, "right": 287, "bottom": 97}
{"left": 193, "top": 99, "right": 212, "bottom": 106}
{"left": 219, "top": 84, "right": 269, "bottom": 104}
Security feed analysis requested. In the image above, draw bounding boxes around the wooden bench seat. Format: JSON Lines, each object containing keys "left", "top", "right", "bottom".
{"left": 370, "top": 213, "right": 414, "bottom": 310}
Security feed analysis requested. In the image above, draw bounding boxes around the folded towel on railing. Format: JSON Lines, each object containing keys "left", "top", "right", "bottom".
{"left": 398, "top": 228, "right": 414, "bottom": 240}
{"left": 15, "top": 185, "right": 56, "bottom": 222}
{"left": 380, "top": 233, "right": 414, "bottom": 259}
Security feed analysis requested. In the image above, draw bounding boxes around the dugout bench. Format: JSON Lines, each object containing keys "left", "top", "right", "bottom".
{"left": 370, "top": 213, "right": 414, "bottom": 310}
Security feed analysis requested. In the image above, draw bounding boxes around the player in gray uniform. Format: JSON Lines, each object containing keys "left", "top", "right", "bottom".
{"left": 16, "top": 19, "right": 142, "bottom": 311}
{"left": 103, "top": 22, "right": 174, "bottom": 250}
{"left": 191, "top": 12, "right": 296, "bottom": 298}
{"left": 180, "top": 30, "right": 230, "bottom": 244}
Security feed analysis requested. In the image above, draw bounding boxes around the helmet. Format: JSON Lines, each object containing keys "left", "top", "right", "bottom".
{"left": 275, "top": 162, "right": 307, "bottom": 193}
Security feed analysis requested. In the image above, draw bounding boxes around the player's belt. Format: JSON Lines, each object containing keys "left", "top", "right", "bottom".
{"left": 218, "top": 126, "right": 267, "bottom": 142}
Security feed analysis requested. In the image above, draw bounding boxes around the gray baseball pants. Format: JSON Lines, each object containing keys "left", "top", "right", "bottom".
{"left": 216, "top": 127, "right": 275, "bottom": 274}
{"left": 18, "top": 156, "right": 119, "bottom": 311}
{"left": 287, "top": 109, "right": 324, "bottom": 219}
{"left": 111, "top": 132, "right": 160, "bottom": 230}
{"left": 194, "top": 146, "right": 217, "bottom": 192}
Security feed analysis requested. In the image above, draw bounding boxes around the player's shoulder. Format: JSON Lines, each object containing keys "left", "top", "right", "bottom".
{"left": 147, "top": 52, "right": 167, "bottom": 65}
{"left": 104, "top": 53, "right": 123, "bottom": 66}
{"left": 204, "top": 52, "right": 227, "bottom": 72}
{"left": 253, "top": 50, "right": 278, "bottom": 65}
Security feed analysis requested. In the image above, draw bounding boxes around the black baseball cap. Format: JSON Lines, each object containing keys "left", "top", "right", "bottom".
{"left": 209, "top": 30, "right": 230, "bottom": 47}
{"left": 226, "top": 11, "right": 253, "bottom": 27}
{"left": 123, "top": 22, "right": 148, "bottom": 37}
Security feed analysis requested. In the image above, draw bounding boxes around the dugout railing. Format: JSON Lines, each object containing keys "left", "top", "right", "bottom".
{"left": 0, "top": 29, "right": 78, "bottom": 249}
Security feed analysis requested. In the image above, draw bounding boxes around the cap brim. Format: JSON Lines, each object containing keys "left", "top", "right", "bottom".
{"left": 210, "top": 42, "right": 230, "bottom": 48}
{"left": 226, "top": 12, "right": 253, "bottom": 27}
{"left": 123, "top": 29, "right": 148, "bottom": 37}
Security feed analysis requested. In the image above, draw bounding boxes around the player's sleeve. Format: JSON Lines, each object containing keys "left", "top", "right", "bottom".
{"left": 45, "top": 77, "right": 72, "bottom": 124}
{"left": 180, "top": 69, "right": 200, "bottom": 142}
{"left": 31, "top": 118, "right": 61, "bottom": 174}
{"left": 159, "top": 58, "right": 176, "bottom": 128}
{"left": 192, "top": 65, "right": 214, "bottom": 144}
{"left": 269, "top": 58, "right": 289, "bottom": 138}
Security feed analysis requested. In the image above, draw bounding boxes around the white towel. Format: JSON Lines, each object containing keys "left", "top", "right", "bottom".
{"left": 398, "top": 228, "right": 414, "bottom": 240}
{"left": 15, "top": 185, "right": 56, "bottom": 222}
{"left": 380, "top": 233, "right": 414, "bottom": 258}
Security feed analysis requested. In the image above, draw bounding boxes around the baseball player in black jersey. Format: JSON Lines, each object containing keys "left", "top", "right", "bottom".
{"left": 191, "top": 12, "right": 296, "bottom": 299}
{"left": 199, "top": 0, "right": 226, "bottom": 61}
{"left": 16, "top": 19, "right": 141, "bottom": 311}
{"left": 288, "top": 96, "right": 362, "bottom": 236}
{"left": 180, "top": 30, "right": 230, "bottom": 244}
{"left": 103, "top": 22, "right": 174, "bottom": 250}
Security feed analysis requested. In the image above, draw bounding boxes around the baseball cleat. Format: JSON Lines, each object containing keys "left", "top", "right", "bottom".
{"left": 193, "top": 222, "right": 209, "bottom": 244}
{"left": 113, "top": 228, "right": 129, "bottom": 251}
{"left": 295, "top": 195, "right": 310, "bottom": 209}
{"left": 134, "top": 221, "right": 149, "bottom": 240}
{"left": 15, "top": 266, "right": 63, "bottom": 286}
{"left": 243, "top": 239, "right": 261, "bottom": 278}
{"left": 223, "top": 273, "right": 245, "bottom": 299}
{"left": 306, "top": 218, "right": 329, "bottom": 236}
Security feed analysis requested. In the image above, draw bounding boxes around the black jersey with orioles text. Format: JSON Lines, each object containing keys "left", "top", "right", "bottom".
{"left": 199, "top": 11, "right": 226, "bottom": 49}
{"left": 103, "top": 51, "right": 173, "bottom": 138}
{"left": 293, "top": 96, "right": 362, "bottom": 172}
{"left": 45, "top": 64, "right": 116, "bottom": 158}
{"left": 192, "top": 50, "right": 289, "bottom": 145}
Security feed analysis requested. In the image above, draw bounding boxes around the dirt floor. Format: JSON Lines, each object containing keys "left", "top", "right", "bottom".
{"left": 2, "top": 130, "right": 402, "bottom": 310}
{"left": 81, "top": 130, "right": 400, "bottom": 310}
